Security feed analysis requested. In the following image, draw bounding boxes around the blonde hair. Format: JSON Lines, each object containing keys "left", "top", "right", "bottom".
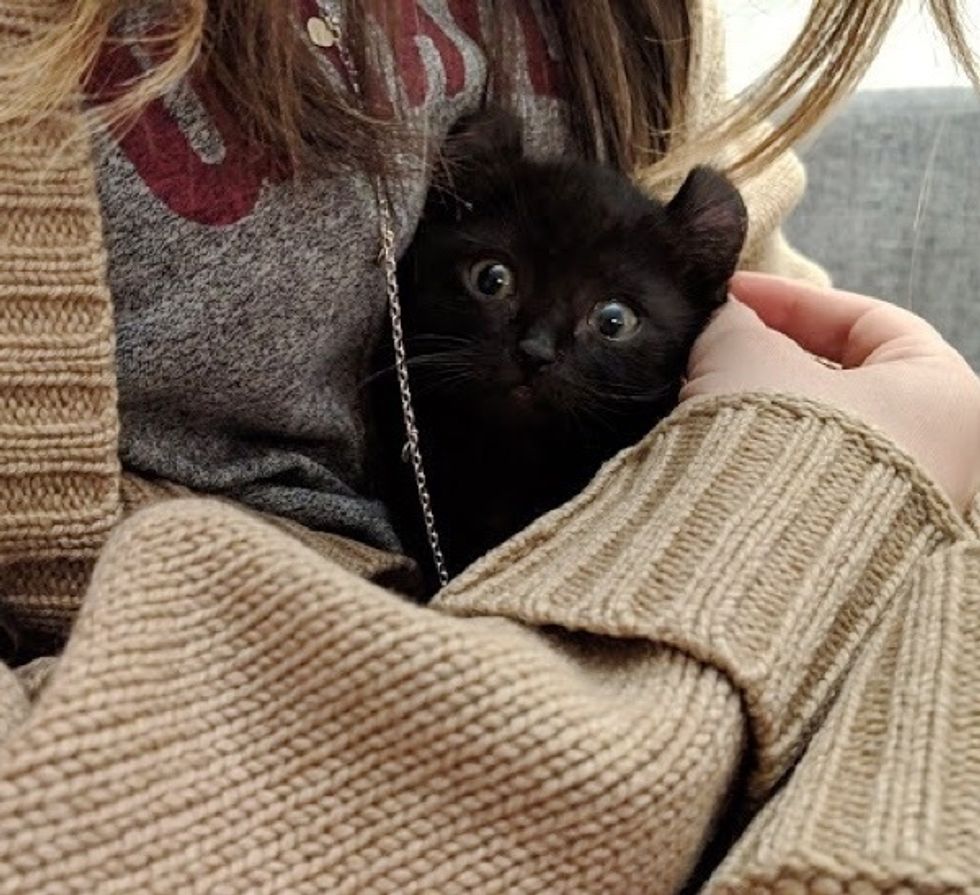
{"left": 0, "top": 0, "right": 976, "bottom": 180}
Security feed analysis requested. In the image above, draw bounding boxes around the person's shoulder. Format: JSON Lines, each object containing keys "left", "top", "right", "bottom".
{"left": 0, "top": 1, "right": 64, "bottom": 37}
{"left": 0, "top": 0, "right": 63, "bottom": 20}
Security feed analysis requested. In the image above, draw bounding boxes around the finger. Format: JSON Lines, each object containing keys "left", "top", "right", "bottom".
{"left": 730, "top": 271, "right": 939, "bottom": 367}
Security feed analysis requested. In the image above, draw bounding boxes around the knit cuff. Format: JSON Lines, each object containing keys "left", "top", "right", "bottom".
{"left": 707, "top": 542, "right": 980, "bottom": 891}
{"left": 433, "top": 394, "right": 969, "bottom": 796}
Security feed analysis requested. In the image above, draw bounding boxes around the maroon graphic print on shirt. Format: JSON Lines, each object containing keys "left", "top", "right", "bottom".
{"left": 90, "top": 1, "right": 561, "bottom": 226}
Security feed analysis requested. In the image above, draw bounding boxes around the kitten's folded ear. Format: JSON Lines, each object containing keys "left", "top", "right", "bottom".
{"left": 427, "top": 106, "right": 524, "bottom": 217}
{"left": 666, "top": 166, "right": 748, "bottom": 292}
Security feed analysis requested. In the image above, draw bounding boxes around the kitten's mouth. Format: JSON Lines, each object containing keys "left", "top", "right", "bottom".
{"left": 511, "top": 385, "right": 534, "bottom": 404}
{"left": 499, "top": 384, "right": 542, "bottom": 421}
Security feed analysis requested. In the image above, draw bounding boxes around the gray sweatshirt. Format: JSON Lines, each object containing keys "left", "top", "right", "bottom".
{"left": 95, "top": 0, "right": 569, "bottom": 550}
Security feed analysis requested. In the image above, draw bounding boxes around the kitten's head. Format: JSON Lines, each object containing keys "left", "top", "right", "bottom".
{"left": 399, "top": 108, "right": 748, "bottom": 438}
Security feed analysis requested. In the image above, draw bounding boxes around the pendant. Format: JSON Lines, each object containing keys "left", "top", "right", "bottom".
{"left": 307, "top": 15, "right": 339, "bottom": 48}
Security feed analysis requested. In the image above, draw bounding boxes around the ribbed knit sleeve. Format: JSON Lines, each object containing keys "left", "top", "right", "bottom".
{"left": 0, "top": 3, "right": 121, "bottom": 631}
{"left": 0, "top": 396, "right": 972, "bottom": 892}
{"left": 435, "top": 394, "right": 969, "bottom": 798}
{"left": 707, "top": 542, "right": 980, "bottom": 892}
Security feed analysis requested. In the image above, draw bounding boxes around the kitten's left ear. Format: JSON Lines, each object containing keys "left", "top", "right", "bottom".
{"left": 443, "top": 106, "right": 525, "bottom": 170}
{"left": 666, "top": 166, "right": 748, "bottom": 290}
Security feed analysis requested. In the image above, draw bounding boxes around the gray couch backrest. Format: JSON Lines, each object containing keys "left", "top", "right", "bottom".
{"left": 785, "top": 88, "right": 980, "bottom": 369}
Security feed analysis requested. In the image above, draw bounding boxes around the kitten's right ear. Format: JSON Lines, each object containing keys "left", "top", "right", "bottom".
{"left": 666, "top": 166, "right": 748, "bottom": 292}
{"left": 427, "top": 106, "right": 524, "bottom": 217}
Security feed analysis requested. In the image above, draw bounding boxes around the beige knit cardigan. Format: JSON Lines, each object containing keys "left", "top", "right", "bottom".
{"left": 2, "top": 2, "right": 979, "bottom": 893}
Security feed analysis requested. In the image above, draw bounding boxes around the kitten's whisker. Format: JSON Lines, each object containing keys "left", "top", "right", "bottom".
{"left": 578, "top": 374, "right": 679, "bottom": 404}
{"left": 409, "top": 357, "right": 475, "bottom": 370}
{"left": 565, "top": 402, "right": 613, "bottom": 438}
{"left": 611, "top": 383, "right": 678, "bottom": 403}
{"left": 406, "top": 347, "right": 481, "bottom": 371}
{"left": 413, "top": 371, "right": 477, "bottom": 397}
{"left": 362, "top": 335, "right": 478, "bottom": 389}
{"left": 360, "top": 364, "right": 396, "bottom": 388}
{"left": 556, "top": 377, "right": 621, "bottom": 434}
{"left": 407, "top": 333, "right": 476, "bottom": 348}
{"left": 408, "top": 351, "right": 475, "bottom": 363}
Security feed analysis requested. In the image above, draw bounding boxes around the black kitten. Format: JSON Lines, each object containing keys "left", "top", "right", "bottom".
{"left": 372, "top": 108, "right": 747, "bottom": 589}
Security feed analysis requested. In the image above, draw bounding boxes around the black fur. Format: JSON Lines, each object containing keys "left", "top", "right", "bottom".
{"left": 371, "top": 108, "right": 747, "bottom": 590}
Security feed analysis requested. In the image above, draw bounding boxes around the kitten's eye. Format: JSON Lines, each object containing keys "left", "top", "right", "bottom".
{"left": 590, "top": 301, "right": 640, "bottom": 341}
{"left": 466, "top": 259, "right": 515, "bottom": 298}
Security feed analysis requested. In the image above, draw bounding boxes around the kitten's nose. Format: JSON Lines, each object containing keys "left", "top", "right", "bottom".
{"left": 518, "top": 332, "right": 556, "bottom": 369}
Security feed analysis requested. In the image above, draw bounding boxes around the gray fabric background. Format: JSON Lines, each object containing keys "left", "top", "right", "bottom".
{"left": 786, "top": 88, "right": 980, "bottom": 370}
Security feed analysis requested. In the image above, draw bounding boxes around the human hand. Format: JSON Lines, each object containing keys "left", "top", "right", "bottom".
{"left": 681, "top": 271, "right": 980, "bottom": 511}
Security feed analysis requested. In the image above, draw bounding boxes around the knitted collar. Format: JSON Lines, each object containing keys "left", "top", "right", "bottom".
{"left": 0, "top": 6, "right": 121, "bottom": 574}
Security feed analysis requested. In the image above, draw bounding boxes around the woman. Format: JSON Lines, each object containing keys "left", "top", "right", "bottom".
{"left": 0, "top": 0, "right": 978, "bottom": 891}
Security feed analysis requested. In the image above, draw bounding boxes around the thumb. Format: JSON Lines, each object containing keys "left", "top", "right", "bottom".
{"left": 687, "top": 297, "right": 768, "bottom": 374}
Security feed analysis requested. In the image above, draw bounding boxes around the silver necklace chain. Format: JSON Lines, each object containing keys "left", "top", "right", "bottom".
{"left": 324, "top": 10, "right": 450, "bottom": 587}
